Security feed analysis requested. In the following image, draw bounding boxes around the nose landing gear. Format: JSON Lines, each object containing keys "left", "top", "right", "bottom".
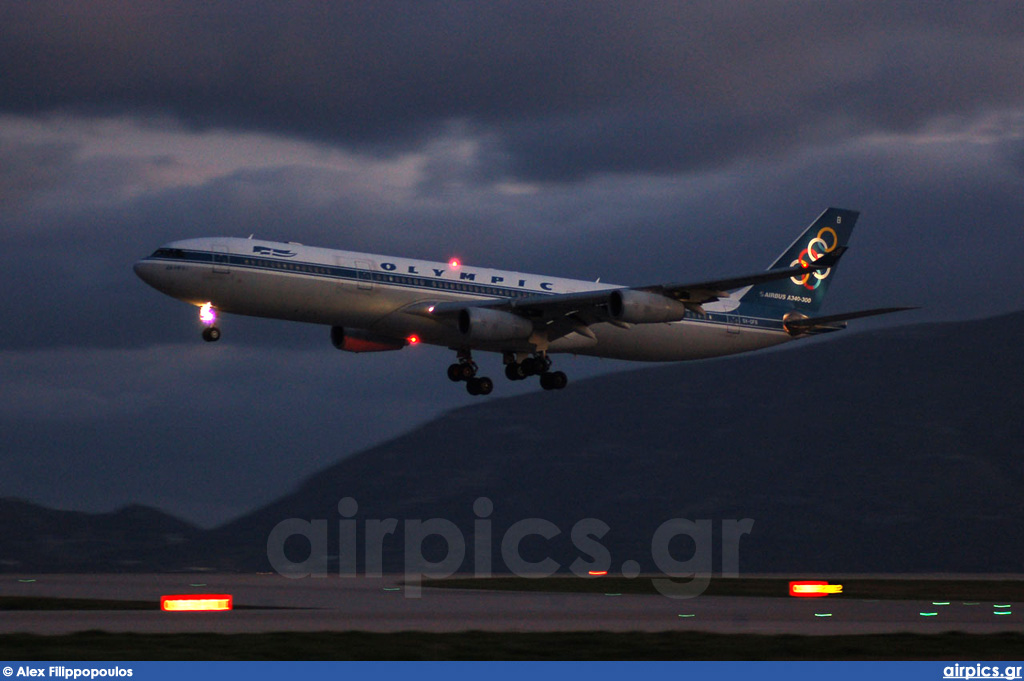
{"left": 199, "top": 302, "right": 220, "bottom": 342}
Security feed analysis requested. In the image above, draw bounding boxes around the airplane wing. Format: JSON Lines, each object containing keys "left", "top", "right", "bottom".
{"left": 420, "top": 246, "right": 848, "bottom": 338}
{"left": 636, "top": 246, "right": 848, "bottom": 311}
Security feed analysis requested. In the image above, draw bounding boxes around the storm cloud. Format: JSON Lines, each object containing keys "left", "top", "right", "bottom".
{"left": 4, "top": 2, "right": 1024, "bottom": 179}
{"left": 2, "top": 2, "right": 1023, "bottom": 524}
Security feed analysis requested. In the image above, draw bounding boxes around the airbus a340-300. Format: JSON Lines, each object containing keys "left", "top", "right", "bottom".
{"left": 134, "top": 207, "right": 909, "bottom": 395}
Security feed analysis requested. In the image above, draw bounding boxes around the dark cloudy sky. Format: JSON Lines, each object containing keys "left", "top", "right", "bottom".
{"left": 2, "top": 2, "right": 1023, "bottom": 525}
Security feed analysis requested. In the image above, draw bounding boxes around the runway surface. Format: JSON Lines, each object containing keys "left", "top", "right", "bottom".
{"left": 0, "top": 574, "right": 1020, "bottom": 635}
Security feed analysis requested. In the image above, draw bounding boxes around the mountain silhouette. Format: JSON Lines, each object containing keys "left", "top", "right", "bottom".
{"left": 4, "top": 312, "right": 1022, "bottom": 574}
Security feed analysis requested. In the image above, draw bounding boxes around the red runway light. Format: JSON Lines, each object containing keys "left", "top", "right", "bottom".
{"left": 588, "top": 570, "right": 608, "bottom": 576}
{"left": 789, "top": 581, "right": 843, "bottom": 597}
{"left": 161, "top": 594, "right": 233, "bottom": 611}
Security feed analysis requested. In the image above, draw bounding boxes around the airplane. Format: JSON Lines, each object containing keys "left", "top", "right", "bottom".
{"left": 134, "top": 207, "right": 911, "bottom": 395}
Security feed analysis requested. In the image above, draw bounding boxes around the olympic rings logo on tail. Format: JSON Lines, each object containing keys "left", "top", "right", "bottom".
{"left": 790, "top": 226, "right": 838, "bottom": 290}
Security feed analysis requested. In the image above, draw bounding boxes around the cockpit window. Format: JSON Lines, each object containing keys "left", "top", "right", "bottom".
{"left": 152, "top": 248, "right": 186, "bottom": 258}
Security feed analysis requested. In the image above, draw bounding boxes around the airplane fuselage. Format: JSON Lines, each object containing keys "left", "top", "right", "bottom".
{"left": 134, "top": 237, "right": 795, "bottom": 362}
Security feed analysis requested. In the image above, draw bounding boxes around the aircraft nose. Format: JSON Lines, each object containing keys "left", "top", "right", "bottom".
{"left": 133, "top": 259, "right": 157, "bottom": 286}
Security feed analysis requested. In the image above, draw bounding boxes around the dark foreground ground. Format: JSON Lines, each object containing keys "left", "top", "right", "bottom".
{"left": 2, "top": 576, "right": 1021, "bottom": 658}
{"left": 427, "top": 576, "right": 1024, "bottom": 601}
{"left": 2, "top": 630, "right": 1024, "bottom": 660}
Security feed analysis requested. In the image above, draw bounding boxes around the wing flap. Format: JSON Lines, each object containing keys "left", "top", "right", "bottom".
{"left": 428, "top": 289, "right": 614, "bottom": 322}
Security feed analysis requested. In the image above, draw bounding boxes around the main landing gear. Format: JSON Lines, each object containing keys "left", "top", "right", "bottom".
{"left": 447, "top": 350, "right": 493, "bottom": 396}
{"left": 504, "top": 353, "right": 568, "bottom": 391}
{"left": 448, "top": 350, "right": 568, "bottom": 396}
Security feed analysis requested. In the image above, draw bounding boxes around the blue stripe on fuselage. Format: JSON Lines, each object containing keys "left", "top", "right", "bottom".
{"left": 144, "top": 249, "right": 800, "bottom": 333}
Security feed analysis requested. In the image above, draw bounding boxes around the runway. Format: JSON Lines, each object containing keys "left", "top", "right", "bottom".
{"left": 0, "top": 574, "right": 1020, "bottom": 636}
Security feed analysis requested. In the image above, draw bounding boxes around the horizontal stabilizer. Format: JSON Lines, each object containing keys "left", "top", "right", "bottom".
{"left": 783, "top": 306, "right": 917, "bottom": 335}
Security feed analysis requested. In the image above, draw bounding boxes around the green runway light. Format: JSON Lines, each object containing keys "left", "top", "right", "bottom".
{"left": 604, "top": 593, "right": 622, "bottom": 596}
{"left": 17, "top": 579, "right": 36, "bottom": 583}
{"left": 919, "top": 612, "right": 938, "bottom": 617}
{"left": 678, "top": 614, "right": 695, "bottom": 618}
{"left": 189, "top": 583, "right": 207, "bottom": 587}
{"left": 382, "top": 587, "right": 401, "bottom": 592}
{"left": 814, "top": 613, "right": 832, "bottom": 617}
{"left": 994, "top": 604, "right": 1011, "bottom": 609}
{"left": 963, "top": 602, "right": 980, "bottom": 606}
{"left": 994, "top": 611, "right": 1012, "bottom": 616}
{"left": 932, "top": 601, "right": 950, "bottom": 606}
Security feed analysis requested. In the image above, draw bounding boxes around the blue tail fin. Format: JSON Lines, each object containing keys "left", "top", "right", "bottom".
{"left": 739, "top": 207, "right": 858, "bottom": 314}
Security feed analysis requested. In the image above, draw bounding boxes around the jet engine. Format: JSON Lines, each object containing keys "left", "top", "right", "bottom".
{"left": 608, "top": 289, "right": 689, "bottom": 324}
{"left": 458, "top": 307, "right": 534, "bottom": 342}
{"left": 330, "top": 327, "right": 407, "bottom": 352}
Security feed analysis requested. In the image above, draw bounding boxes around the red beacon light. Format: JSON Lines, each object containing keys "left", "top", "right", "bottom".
{"left": 406, "top": 335, "right": 421, "bottom": 345}
{"left": 448, "top": 257, "right": 461, "bottom": 269}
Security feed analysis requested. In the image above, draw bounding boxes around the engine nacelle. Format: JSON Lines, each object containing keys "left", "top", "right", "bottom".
{"left": 330, "top": 327, "right": 407, "bottom": 353}
{"left": 458, "top": 307, "right": 534, "bottom": 342}
{"left": 608, "top": 289, "right": 689, "bottom": 324}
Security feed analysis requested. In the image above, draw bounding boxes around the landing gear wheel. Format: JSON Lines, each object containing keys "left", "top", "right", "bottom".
{"left": 527, "top": 355, "right": 552, "bottom": 376}
{"left": 447, "top": 362, "right": 476, "bottom": 382}
{"left": 466, "top": 376, "right": 493, "bottom": 396}
{"left": 540, "top": 370, "right": 567, "bottom": 390}
{"left": 505, "top": 362, "right": 527, "bottom": 381}
{"left": 202, "top": 327, "right": 221, "bottom": 342}
{"left": 523, "top": 356, "right": 547, "bottom": 376}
